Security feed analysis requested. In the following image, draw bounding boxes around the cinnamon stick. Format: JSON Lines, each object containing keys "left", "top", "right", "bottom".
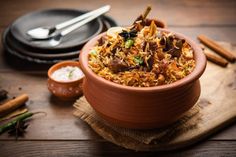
{"left": 200, "top": 45, "right": 228, "bottom": 67}
{"left": 204, "top": 51, "right": 228, "bottom": 67}
{"left": 143, "top": 6, "right": 152, "bottom": 19}
{"left": 0, "top": 94, "right": 28, "bottom": 117}
{"left": 198, "top": 35, "right": 236, "bottom": 62}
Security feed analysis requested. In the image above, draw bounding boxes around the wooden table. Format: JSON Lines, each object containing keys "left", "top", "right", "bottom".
{"left": 0, "top": 0, "right": 236, "bottom": 156}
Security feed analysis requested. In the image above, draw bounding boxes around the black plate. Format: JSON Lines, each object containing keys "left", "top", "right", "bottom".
{"left": 3, "top": 39, "right": 79, "bottom": 64}
{"left": 7, "top": 14, "right": 117, "bottom": 58}
{"left": 5, "top": 16, "right": 117, "bottom": 60}
{"left": 10, "top": 9, "right": 103, "bottom": 52}
{"left": 2, "top": 27, "right": 78, "bottom": 64}
{"left": 2, "top": 15, "right": 118, "bottom": 64}
{"left": 6, "top": 27, "right": 79, "bottom": 59}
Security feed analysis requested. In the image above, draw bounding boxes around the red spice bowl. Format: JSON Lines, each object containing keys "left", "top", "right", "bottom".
{"left": 47, "top": 61, "right": 84, "bottom": 101}
{"left": 79, "top": 29, "right": 206, "bottom": 129}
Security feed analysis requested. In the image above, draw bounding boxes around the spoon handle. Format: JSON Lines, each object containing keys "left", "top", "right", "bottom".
{"left": 60, "top": 6, "right": 110, "bottom": 36}
{"left": 56, "top": 5, "right": 110, "bottom": 30}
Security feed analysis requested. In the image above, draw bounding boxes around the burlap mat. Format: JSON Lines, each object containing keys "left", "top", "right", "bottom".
{"left": 74, "top": 97, "right": 201, "bottom": 151}
{"left": 73, "top": 42, "right": 236, "bottom": 151}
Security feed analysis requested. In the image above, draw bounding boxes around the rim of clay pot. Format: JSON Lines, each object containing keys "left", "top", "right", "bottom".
{"left": 80, "top": 28, "right": 207, "bottom": 92}
{"left": 48, "top": 60, "right": 84, "bottom": 84}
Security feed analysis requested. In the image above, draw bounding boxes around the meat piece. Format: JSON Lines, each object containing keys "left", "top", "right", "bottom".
{"left": 168, "top": 48, "right": 181, "bottom": 58}
{"left": 147, "top": 55, "right": 154, "bottom": 71}
{"left": 160, "top": 36, "right": 166, "bottom": 46}
{"left": 149, "top": 42, "right": 158, "bottom": 53}
{"left": 108, "top": 58, "right": 128, "bottom": 73}
{"left": 141, "top": 41, "right": 147, "bottom": 52}
{"left": 163, "top": 35, "right": 174, "bottom": 52}
{"left": 175, "top": 39, "right": 185, "bottom": 48}
{"left": 167, "top": 39, "right": 185, "bottom": 58}
{"left": 156, "top": 51, "right": 165, "bottom": 60}
{"left": 127, "top": 65, "right": 140, "bottom": 71}
{"left": 145, "top": 42, "right": 158, "bottom": 70}
{"left": 97, "top": 36, "right": 107, "bottom": 46}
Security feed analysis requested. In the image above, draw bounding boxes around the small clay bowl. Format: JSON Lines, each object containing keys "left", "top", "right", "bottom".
{"left": 47, "top": 61, "right": 84, "bottom": 100}
{"left": 79, "top": 29, "right": 206, "bottom": 129}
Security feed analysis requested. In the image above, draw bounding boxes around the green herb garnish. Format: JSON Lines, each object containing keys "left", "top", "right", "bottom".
{"left": 90, "top": 49, "right": 97, "bottom": 55}
{"left": 68, "top": 69, "right": 75, "bottom": 79}
{"left": 134, "top": 56, "right": 143, "bottom": 65}
{"left": 125, "top": 39, "right": 134, "bottom": 49}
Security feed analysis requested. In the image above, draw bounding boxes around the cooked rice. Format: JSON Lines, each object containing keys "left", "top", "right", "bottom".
{"left": 88, "top": 22, "right": 195, "bottom": 87}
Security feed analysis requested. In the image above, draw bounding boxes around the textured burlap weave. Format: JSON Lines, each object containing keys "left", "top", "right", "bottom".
{"left": 74, "top": 97, "right": 201, "bottom": 151}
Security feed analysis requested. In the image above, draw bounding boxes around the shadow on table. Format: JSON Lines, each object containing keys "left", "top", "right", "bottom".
{"left": 49, "top": 94, "right": 75, "bottom": 108}
{"left": 81, "top": 122, "right": 236, "bottom": 156}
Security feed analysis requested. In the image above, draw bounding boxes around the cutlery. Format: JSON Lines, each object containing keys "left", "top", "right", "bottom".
{"left": 34, "top": 7, "right": 110, "bottom": 47}
{"left": 27, "top": 5, "right": 110, "bottom": 40}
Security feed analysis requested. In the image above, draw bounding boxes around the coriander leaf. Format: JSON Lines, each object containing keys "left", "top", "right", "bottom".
{"left": 125, "top": 39, "right": 134, "bottom": 49}
{"left": 90, "top": 49, "right": 97, "bottom": 55}
{"left": 134, "top": 56, "right": 143, "bottom": 65}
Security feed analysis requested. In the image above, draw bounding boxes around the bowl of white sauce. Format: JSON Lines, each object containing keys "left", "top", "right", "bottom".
{"left": 47, "top": 61, "right": 84, "bottom": 100}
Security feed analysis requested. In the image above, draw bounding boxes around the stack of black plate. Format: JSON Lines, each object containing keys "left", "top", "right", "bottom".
{"left": 2, "top": 9, "right": 117, "bottom": 64}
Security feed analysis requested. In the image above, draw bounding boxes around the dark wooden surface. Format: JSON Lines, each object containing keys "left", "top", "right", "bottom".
{"left": 0, "top": 0, "right": 236, "bottom": 156}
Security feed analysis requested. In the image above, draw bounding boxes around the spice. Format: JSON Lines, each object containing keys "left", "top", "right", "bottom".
{"left": 0, "top": 89, "right": 8, "bottom": 100}
{"left": 198, "top": 35, "right": 236, "bottom": 62}
{"left": 142, "top": 6, "right": 152, "bottom": 19}
{"left": 0, "top": 108, "right": 28, "bottom": 123}
{"left": 51, "top": 66, "right": 84, "bottom": 82}
{"left": 0, "top": 111, "right": 46, "bottom": 139}
{"left": 205, "top": 51, "right": 228, "bottom": 67}
{"left": 0, "top": 112, "right": 33, "bottom": 135}
{"left": 8, "top": 120, "right": 29, "bottom": 139}
{"left": 201, "top": 45, "right": 228, "bottom": 67}
{"left": 133, "top": 6, "right": 151, "bottom": 28}
{"left": 0, "top": 94, "right": 28, "bottom": 117}
{"left": 119, "top": 30, "right": 137, "bottom": 41}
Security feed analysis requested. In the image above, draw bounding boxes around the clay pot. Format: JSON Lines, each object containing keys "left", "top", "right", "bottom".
{"left": 79, "top": 29, "right": 206, "bottom": 129}
{"left": 47, "top": 61, "right": 84, "bottom": 101}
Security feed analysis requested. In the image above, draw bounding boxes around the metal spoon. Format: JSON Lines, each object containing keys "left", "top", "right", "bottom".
{"left": 34, "top": 7, "right": 109, "bottom": 47}
{"left": 27, "top": 5, "right": 110, "bottom": 40}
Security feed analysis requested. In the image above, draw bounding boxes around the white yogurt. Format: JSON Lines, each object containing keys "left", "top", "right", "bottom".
{"left": 51, "top": 66, "right": 84, "bottom": 82}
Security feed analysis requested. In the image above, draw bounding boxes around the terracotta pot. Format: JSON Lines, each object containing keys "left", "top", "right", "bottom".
{"left": 79, "top": 29, "right": 206, "bottom": 129}
{"left": 47, "top": 61, "right": 84, "bottom": 101}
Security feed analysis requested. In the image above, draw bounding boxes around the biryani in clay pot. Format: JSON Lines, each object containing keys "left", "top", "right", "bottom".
{"left": 79, "top": 7, "right": 206, "bottom": 129}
